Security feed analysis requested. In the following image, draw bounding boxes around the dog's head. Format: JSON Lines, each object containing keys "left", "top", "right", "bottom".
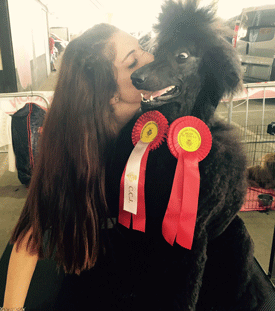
{"left": 261, "top": 153, "right": 275, "bottom": 177}
{"left": 131, "top": 0, "right": 242, "bottom": 123}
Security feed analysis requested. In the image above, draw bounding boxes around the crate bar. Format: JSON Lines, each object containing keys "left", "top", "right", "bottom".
{"left": 261, "top": 87, "right": 266, "bottom": 138}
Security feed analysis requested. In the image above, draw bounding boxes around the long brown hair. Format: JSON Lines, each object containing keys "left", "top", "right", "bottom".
{"left": 10, "top": 23, "right": 119, "bottom": 274}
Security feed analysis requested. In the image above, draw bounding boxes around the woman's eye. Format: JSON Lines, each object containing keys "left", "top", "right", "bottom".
{"left": 128, "top": 58, "right": 138, "bottom": 69}
{"left": 176, "top": 52, "right": 189, "bottom": 63}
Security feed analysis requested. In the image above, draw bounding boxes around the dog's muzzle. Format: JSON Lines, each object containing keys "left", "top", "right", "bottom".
{"left": 131, "top": 70, "right": 148, "bottom": 90}
{"left": 131, "top": 67, "right": 181, "bottom": 108}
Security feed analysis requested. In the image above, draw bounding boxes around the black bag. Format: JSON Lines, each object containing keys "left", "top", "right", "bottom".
{"left": 267, "top": 122, "right": 275, "bottom": 135}
{"left": 11, "top": 103, "right": 46, "bottom": 185}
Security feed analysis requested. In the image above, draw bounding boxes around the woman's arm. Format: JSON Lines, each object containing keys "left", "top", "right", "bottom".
{"left": 3, "top": 230, "right": 39, "bottom": 308}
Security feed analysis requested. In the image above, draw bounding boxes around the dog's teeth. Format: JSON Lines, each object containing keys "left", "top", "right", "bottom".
{"left": 150, "top": 96, "right": 153, "bottom": 101}
{"left": 163, "top": 86, "right": 175, "bottom": 95}
{"left": 141, "top": 93, "right": 144, "bottom": 100}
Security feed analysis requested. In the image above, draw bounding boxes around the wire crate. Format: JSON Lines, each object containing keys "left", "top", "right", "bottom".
{"left": 241, "top": 187, "right": 275, "bottom": 211}
{"left": 238, "top": 124, "right": 275, "bottom": 211}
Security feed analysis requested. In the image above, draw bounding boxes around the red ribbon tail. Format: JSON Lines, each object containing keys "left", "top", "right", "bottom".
{"left": 176, "top": 157, "right": 200, "bottom": 249}
{"left": 119, "top": 167, "right": 131, "bottom": 228}
{"left": 132, "top": 148, "right": 149, "bottom": 232}
{"left": 162, "top": 151, "right": 185, "bottom": 245}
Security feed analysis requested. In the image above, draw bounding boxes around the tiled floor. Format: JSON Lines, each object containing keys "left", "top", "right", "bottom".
{"left": 0, "top": 163, "right": 28, "bottom": 257}
{"left": 0, "top": 153, "right": 8, "bottom": 177}
{"left": 239, "top": 210, "right": 275, "bottom": 274}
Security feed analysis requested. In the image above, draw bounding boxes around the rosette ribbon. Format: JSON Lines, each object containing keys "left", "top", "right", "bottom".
{"left": 162, "top": 116, "right": 212, "bottom": 249}
{"left": 119, "top": 111, "right": 168, "bottom": 232}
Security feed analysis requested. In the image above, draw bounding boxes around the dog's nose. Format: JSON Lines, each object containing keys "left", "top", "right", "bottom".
{"left": 131, "top": 71, "right": 147, "bottom": 88}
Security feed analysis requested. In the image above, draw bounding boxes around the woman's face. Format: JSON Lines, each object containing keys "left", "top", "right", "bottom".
{"left": 109, "top": 30, "right": 154, "bottom": 127}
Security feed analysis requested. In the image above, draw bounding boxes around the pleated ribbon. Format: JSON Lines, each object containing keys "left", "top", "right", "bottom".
{"left": 119, "top": 110, "right": 169, "bottom": 232}
{"left": 162, "top": 116, "right": 212, "bottom": 249}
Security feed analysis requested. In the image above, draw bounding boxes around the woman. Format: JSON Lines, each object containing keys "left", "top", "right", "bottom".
{"left": 2, "top": 23, "right": 153, "bottom": 310}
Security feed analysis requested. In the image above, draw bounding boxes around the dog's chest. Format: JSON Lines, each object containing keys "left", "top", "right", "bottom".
{"left": 106, "top": 129, "right": 178, "bottom": 220}
{"left": 106, "top": 118, "right": 216, "bottom": 224}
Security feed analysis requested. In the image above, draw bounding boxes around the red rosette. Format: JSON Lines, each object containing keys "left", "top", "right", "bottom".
{"left": 119, "top": 111, "right": 169, "bottom": 232}
{"left": 162, "top": 116, "right": 212, "bottom": 249}
{"left": 132, "top": 110, "right": 169, "bottom": 150}
{"left": 167, "top": 116, "right": 212, "bottom": 160}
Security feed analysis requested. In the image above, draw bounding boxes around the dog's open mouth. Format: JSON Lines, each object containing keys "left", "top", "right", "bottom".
{"left": 141, "top": 85, "right": 181, "bottom": 107}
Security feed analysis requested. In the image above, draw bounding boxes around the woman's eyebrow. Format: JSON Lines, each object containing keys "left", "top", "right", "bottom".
{"left": 122, "top": 50, "right": 135, "bottom": 63}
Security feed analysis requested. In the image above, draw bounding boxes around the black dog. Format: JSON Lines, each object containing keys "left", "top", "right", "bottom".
{"left": 106, "top": 1, "right": 267, "bottom": 310}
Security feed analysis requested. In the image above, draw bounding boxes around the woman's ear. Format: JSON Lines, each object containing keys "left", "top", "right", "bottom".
{"left": 110, "top": 94, "right": 120, "bottom": 105}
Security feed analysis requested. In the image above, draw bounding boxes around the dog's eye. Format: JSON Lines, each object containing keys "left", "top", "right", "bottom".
{"left": 176, "top": 52, "right": 189, "bottom": 63}
{"left": 139, "top": 44, "right": 147, "bottom": 51}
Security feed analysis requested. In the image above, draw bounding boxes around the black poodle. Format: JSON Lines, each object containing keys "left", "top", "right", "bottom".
{"left": 106, "top": 0, "right": 268, "bottom": 310}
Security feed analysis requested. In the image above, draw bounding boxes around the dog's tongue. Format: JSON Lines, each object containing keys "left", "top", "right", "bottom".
{"left": 143, "top": 86, "right": 172, "bottom": 100}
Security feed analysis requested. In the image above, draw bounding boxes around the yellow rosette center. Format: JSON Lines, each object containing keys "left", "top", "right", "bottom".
{"left": 177, "top": 127, "right": 201, "bottom": 152}
{"left": 140, "top": 121, "right": 158, "bottom": 143}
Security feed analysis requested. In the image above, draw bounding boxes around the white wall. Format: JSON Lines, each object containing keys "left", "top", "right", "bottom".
{"left": 7, "top": 0, "right": 50, "bottom": 90}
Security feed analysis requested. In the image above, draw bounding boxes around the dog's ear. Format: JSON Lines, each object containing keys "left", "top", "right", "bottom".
{"left": 191, "top": 39, "right": 242, "bottom": 122}
{"left": 199, "top": 40, "right": 242, "bottom": 104}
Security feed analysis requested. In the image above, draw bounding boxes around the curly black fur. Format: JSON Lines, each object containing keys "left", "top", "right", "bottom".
{"left": 105, "top": 1, "right": 268, "bottom": 310}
